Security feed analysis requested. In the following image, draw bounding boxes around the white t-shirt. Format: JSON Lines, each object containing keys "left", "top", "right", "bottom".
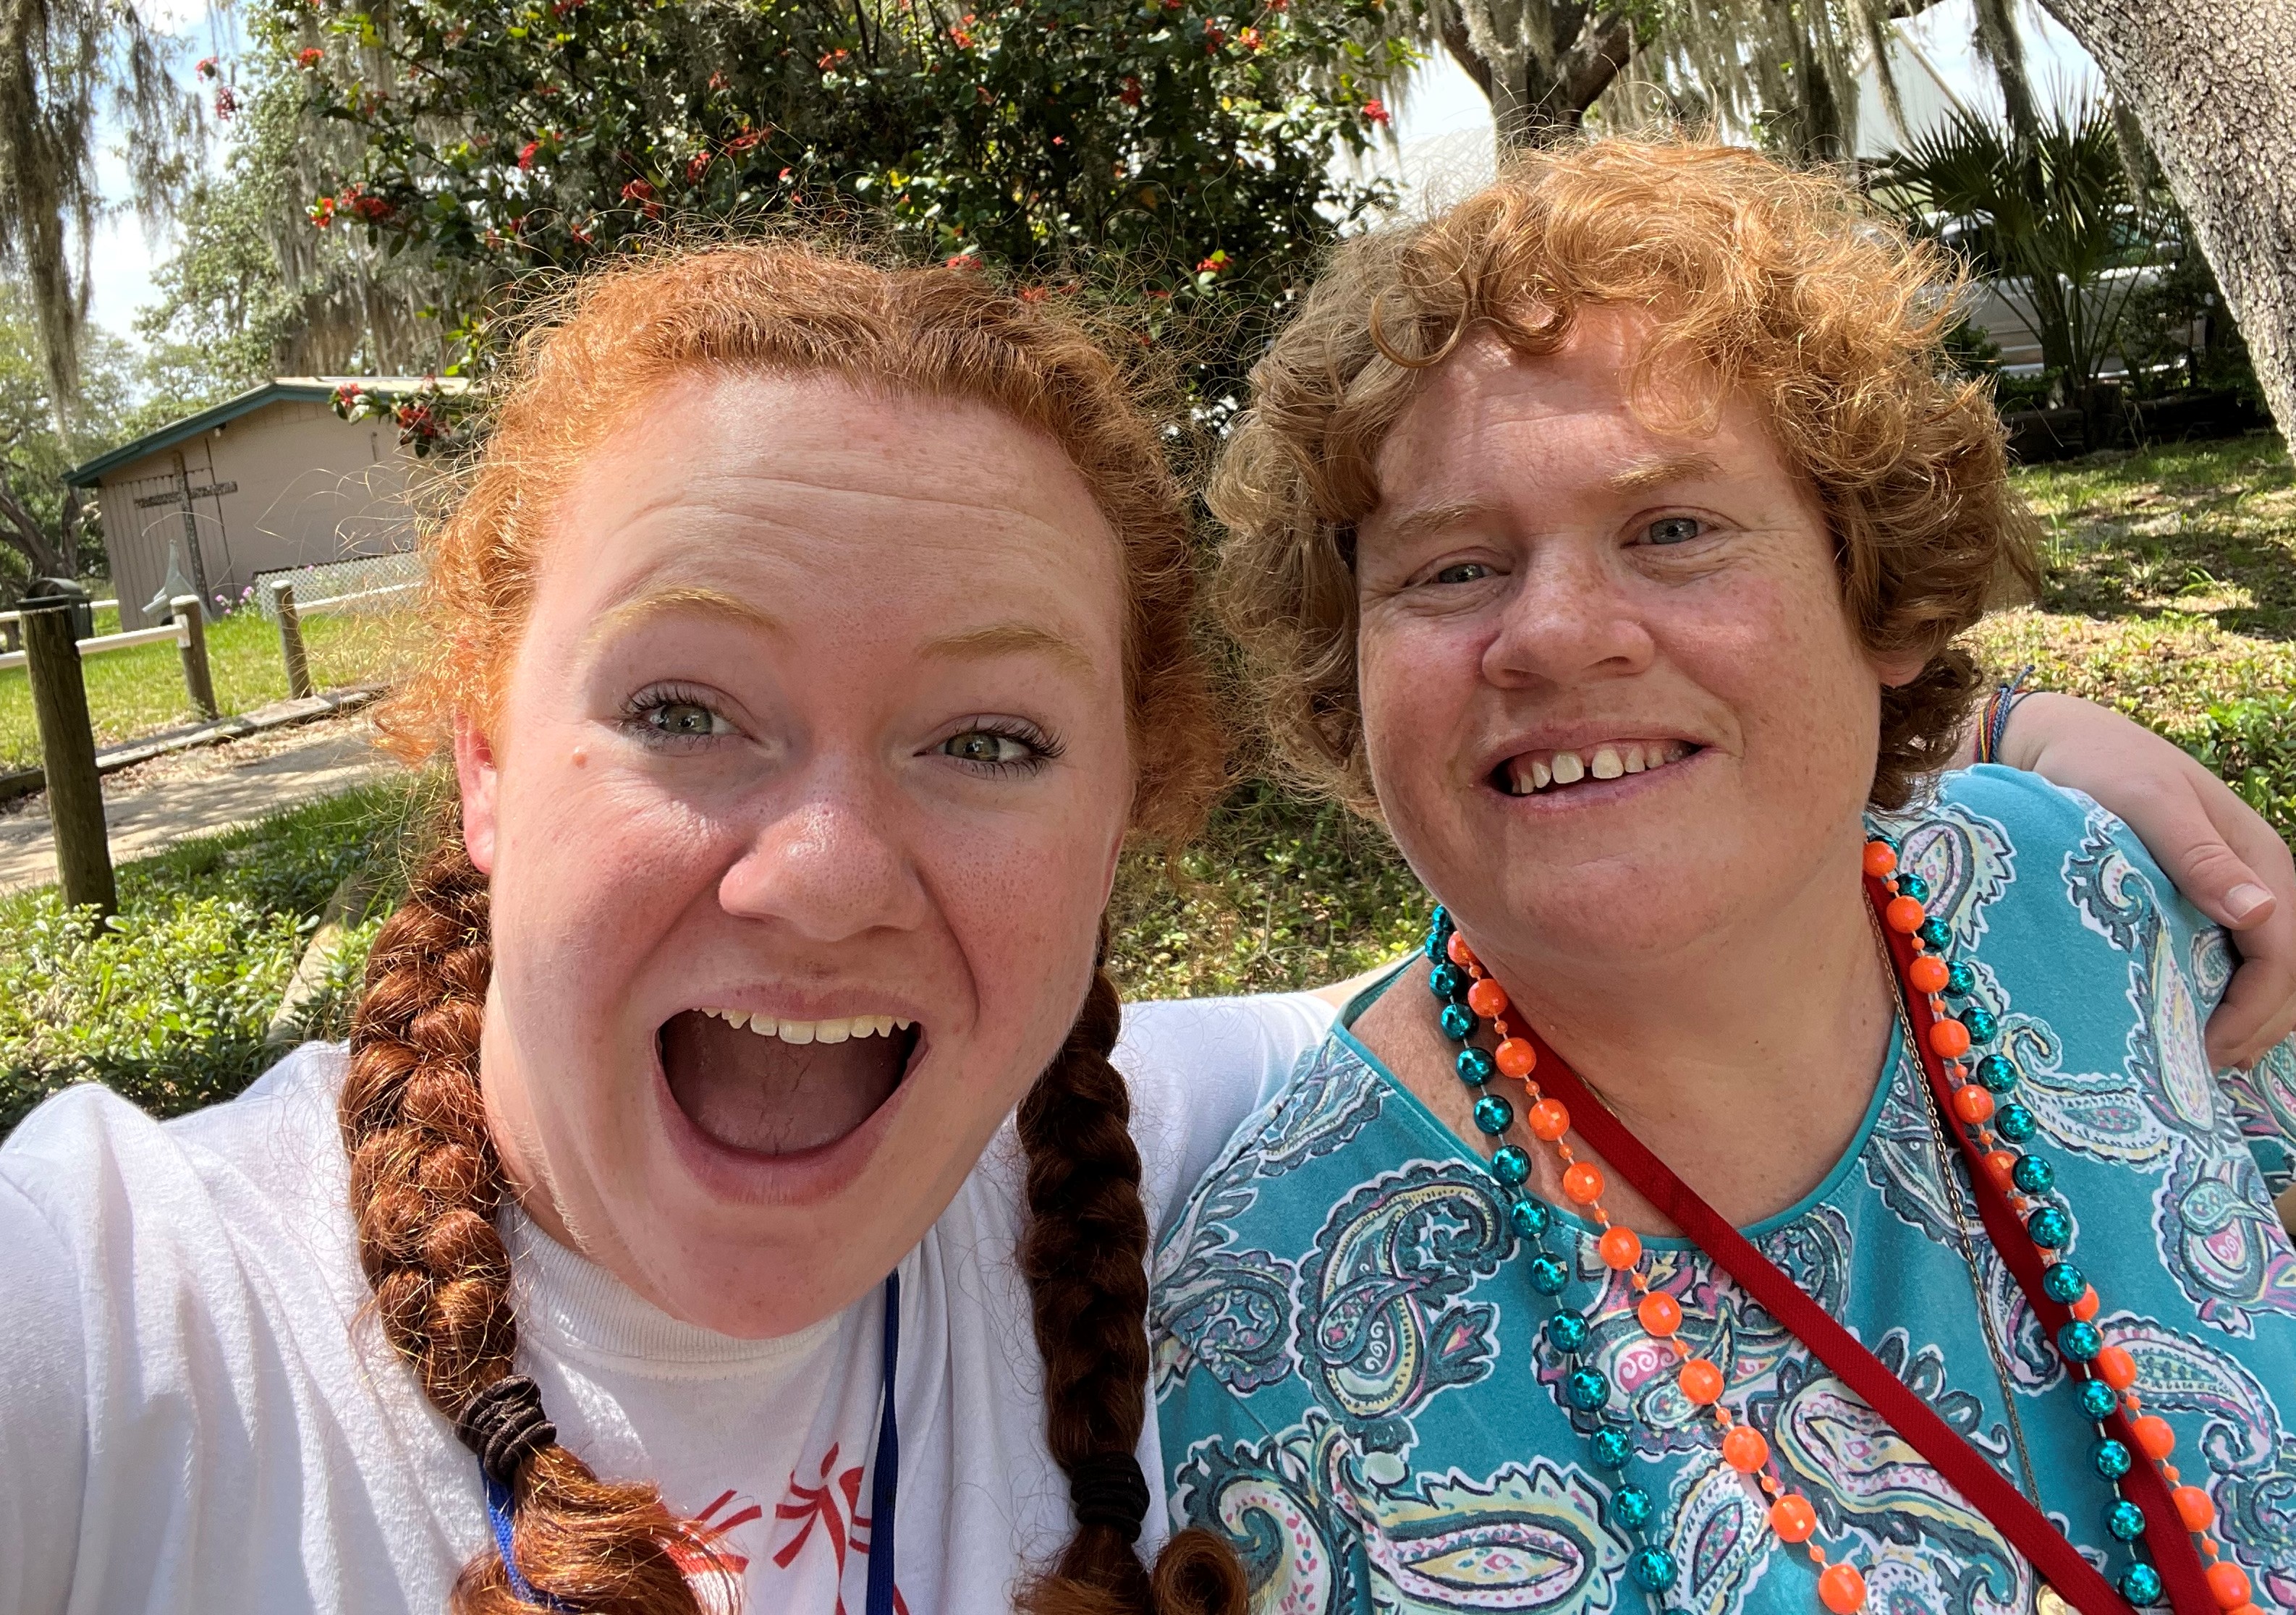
{"left": 0, "top": 992, "right": 1334, "bottom": 1615}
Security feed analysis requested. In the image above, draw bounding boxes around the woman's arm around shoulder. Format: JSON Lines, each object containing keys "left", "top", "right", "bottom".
{"left": 1115, "top": 992, "right": 1339, "bottom": 1237}
{"left": 1988, "top": 691, "right": 2296, "bottom": 1069}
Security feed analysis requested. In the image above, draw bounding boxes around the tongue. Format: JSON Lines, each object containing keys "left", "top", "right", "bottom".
{"left": 661, "top": 1012, "right": 907, "bottom": 1155}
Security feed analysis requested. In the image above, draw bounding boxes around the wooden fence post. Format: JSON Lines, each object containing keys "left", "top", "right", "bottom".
{"left": 272, "top": 581, "right": 313, "bottom": 700}
{"left": 173, "top": 594, "right": 219, "bottom": 721}
{"left": 22, "top": 603, "right": 115, "bottom": 917}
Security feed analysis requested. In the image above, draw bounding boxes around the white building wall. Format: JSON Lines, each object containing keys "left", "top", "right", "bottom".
{"left": 99, "top": 399, "right": 423, "bottom": 630}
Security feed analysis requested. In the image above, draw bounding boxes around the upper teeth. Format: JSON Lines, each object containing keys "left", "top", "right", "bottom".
{"left": 1507, "top": 742, "right": 1690, "bottom": 795}
{"left": 700, "top": 1011, "right": 913, "bottom": 1043}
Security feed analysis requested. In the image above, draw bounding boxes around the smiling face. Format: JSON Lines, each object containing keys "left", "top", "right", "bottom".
{"left": 456, "top": 369, "right": 1135, "bottom": 1337}
{"left": 1355, "top": 310, "right": 1923, "bottom": 971}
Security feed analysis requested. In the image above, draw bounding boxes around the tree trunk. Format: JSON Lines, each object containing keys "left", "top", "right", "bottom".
{"left": 2037, "top": 0, "right": 2296, "bottom": 447}
{"left": 1433, "top": 3, "right": 1638, "bottom": 152}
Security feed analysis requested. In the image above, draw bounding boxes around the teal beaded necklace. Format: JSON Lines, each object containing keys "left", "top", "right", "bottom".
{"left": 1419, "top": 821, "right": 2255, "bottom": 1615}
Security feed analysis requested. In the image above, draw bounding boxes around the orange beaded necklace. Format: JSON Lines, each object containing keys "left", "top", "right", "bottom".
{"left": 1422, "top": 828, "right": 2240, "bottom": 1615}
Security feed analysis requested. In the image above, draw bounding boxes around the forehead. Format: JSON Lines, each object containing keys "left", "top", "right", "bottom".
{"left": 1368, "top": 313, "right": 1773, "bottom": 522}
{"left": 540, "top": 368, "right": 1128, "bottom": 648}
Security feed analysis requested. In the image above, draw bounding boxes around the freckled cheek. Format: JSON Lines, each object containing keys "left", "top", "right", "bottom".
{"left": 933, "top": 812, "right": 1120, "bottom": 1079}
{"left": 493, "top": 776, "right": 731, "bottom": 1025}
{"left": 1363, "top": 611, "right": 1465, "bottom": 726}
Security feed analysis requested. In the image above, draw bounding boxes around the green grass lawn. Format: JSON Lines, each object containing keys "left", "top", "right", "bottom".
{"left": 1965, "top": 433, "right": 2296, "bottom": 730}
{"left": 4, "top": 432, "right": 2294, "bottom": 1131}
{"left": 0, "top": 604, "right": 418, "bottom": 770}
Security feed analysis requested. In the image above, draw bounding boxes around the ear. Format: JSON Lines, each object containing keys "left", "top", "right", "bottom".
{"left": 1871, "top": 647, "right": 1930, "bottom": 689}
{"left": 454, "top": 712, "right": 503, "bottom": 876}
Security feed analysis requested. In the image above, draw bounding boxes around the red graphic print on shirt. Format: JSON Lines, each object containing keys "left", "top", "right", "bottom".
{"left": 770, "top": 1443, "right": 908, "bottom": 1615}
{"left": 676, "top": 1490, "right": 764, "bottom": 1575}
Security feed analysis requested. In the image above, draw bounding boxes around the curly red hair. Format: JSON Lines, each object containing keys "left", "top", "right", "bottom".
{"left": 1211, "top": 137, "right": 2041, "bottom": 813}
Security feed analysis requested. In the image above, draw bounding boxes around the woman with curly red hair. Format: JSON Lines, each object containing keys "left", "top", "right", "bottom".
{"left": 1155, "top": 141, "right": 2296, "bottom": 1615}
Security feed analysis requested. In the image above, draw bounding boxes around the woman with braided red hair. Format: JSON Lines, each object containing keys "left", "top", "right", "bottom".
{"left": 0, "top": 230, "right": 2283, "bottom": 1615}
{"left": 0, "top": 242, "right": 1316, "bottom": 1615}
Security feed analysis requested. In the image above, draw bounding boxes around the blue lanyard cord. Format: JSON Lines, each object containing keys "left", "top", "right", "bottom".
{"left": 485, "top": 1473, "right": 573, "bottom": 1611}
{"left": 865, "top": 1269, "right": 902, "bottom": 1615}
{"left": 480, "top": 1270, "right": 903, "bottom": 1613}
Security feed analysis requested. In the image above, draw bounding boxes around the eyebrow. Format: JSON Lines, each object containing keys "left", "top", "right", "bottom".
{"left": 920, "top": 622, "right": 1098, "bottom": 679}
{"left": 1607, "top": 452, "right": 1722, "bottom": 493}
{"left": 585, "top": 584, "right": 784, "bottom": 647}
{"left": 1366, "top": 499, "right": 1502, "bottom": 547}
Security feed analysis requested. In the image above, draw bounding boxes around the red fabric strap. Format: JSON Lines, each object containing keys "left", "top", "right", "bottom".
{"left": 1499, "top": 882, "right": 2206, "bottom": 1615}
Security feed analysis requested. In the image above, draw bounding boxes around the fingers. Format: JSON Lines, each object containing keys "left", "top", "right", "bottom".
{"left": 2208, "top": 949, "right": 2296, "bottom": 1071}
{"left": 2103, "top": 770, "right": 2269, "bottom": 931}
{"left": 2192, "top": 772, "right": 2296, "bottom": 1069}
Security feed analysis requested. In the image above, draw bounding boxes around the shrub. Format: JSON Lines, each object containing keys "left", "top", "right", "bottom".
{"left": 0, "top": 893, "right": 312, "bottom": 1132}
{"left": 0, "top": 781, "right": 417, "bottom": 1136}
{"left": 2187, "top": 695, "right": 2296, "bottom": 846}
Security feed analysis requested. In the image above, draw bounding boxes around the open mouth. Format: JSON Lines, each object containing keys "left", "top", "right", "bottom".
{"left": 660, "top": 1009, "right": 923, "bottom": 1156}
{"left": 1494, "top": 739, "right": 1703, "bottom": 797}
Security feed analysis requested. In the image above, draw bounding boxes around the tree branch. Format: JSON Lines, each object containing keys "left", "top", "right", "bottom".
{"left": 1530, "top": 7, "right": 1638, "bottom": 131}
{"left": 1434, "top": 7, "right": 1494, "bottom": 101}
{"left": 0, "top": 480, "right": 64, "bottom": 578}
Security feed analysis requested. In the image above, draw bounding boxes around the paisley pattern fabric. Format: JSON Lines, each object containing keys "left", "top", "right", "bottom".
{"left": 1152, "top": 771, "right": 2296, "bottom": 1614}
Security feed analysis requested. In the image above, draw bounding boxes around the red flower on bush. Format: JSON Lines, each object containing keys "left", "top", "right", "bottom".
{"left": 728, "top": 130, "right": 763, "bottom": 153}
{"left": 1196, "top": 250, "right": 1230, "bottom": 274}
{"left": 297, "top": 47, "right": 323, "bottom": 67}
{"left": 1202, "top": 22, "right": 1224, "bottom": 49}
{"left": 946, "top": 252, "right": 981, "bottom": 269}
{"left": 621, "top": 177, "right": 662, "bottom": 219}
{"left": 1119, "top": 75, "right": 1141, "bottom": 106}
{"left": 950, "top": 13, "right": 977, "bottom": 47}
{"left": 518, "top": 139, "right": 541, "bottom": 168}
{"left": 308, "top": 194, "right": 337, "bottom": 229}
{"left": 195, "top": 55, "right": 219, "bottom": 78}
{"left": 817, "top": 47, "right": 851, "bottom": 70}
{"left": 1363, "top": 98, "right": 1390, "bottom": 125}
{"left": 213, "top": 84, "right": 239, "bottom": 119}
{"left": 1238, "top": 25, "right": 1261, "bottom": 48}
{"left": 708, "top": 69, "right": 729, "bottom": 90}
{"left": 686, "top": 151, "right": 713, "bottom": 182}
{"left": 338, "top": 185, "right": 391, "bottom": 222}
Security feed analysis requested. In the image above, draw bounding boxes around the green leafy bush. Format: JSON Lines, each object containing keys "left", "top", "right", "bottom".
{"left": 0, "top": 781, "right": 418, "bottom": 1135}
{"left": 2187, "top": 695, "right": 2296, "bottom": 845}
{"left": 0, "top": 894, "right": 313, "bottom": 1131}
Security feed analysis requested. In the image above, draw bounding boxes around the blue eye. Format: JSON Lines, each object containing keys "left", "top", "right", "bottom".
{"left": 941, "top": 731, "right": 1034, "bottom": 765}
{"left": 938, "top": 722, "right": 1062, "bottom": 775}
{"left": 1434, "top": 562, "right": 1492, "bottom": 585}
{"left": 628, "top": 690, "right": 734, "bottom": 742}
{"left": 1643, "top": 517, "right": 1702, "bottom": 546}
{"left": 648, "top": 700, "right": 721, "bottom": 737}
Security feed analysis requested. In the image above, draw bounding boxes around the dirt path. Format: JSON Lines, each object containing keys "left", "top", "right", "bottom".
{"left": 0, "top": 710, "right": 396, "bottom": 893}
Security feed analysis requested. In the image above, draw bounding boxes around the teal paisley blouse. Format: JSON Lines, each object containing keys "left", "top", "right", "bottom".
{"left": 1151, "top": 768, "right": 2296, "bottom": 1615}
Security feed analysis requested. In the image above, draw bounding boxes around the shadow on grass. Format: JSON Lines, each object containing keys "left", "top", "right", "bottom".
{"left": 2018, "top": 433, "right": 2296, "bottom": 640}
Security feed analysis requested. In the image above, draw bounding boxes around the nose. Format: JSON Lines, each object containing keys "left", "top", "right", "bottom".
{"left": 1481, "top": 542, "right": 1656, "bottom": 688}
{"left": 716, "top": 766, "right": 929, "bottom": 941}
